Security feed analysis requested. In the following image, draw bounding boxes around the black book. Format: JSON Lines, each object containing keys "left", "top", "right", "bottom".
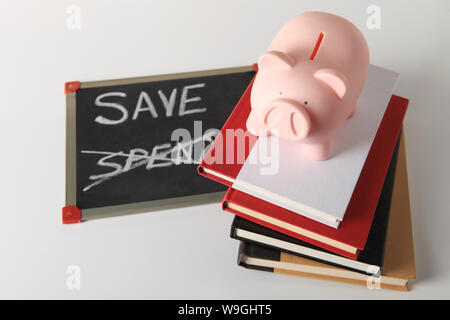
{"left": 231, "top": 134, "right": 401, "bottom": 275}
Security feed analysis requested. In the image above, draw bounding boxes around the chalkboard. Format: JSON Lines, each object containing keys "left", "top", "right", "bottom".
{"left": 64, "top": 66, "right": 255, "bottom": 222}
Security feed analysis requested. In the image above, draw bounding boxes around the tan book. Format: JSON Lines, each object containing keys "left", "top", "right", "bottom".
{"left": 238, "top": 132, "right": 416, "bottom": 291}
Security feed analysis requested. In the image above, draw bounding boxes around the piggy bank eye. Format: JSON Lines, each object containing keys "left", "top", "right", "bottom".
{"left": 304, "top": 101, "right": 308, "bottom": 105}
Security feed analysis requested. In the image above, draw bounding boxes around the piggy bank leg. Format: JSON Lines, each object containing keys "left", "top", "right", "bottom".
{"left": 246, "top": 110, "right": 270, "bottom": 136}
{"left": 347, "top": 103, "right": 357, "bottom": 119}
{"left": 302, "top": 139, "right": 334, "bottom": 161}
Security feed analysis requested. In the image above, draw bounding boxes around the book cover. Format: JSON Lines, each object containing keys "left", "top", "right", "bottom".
{"left": 199, "top": 66, "right": 400, "bottom": 227}
{"left": 222, "top": 93, "right": 409, "bottom": 260}
{"left": 230, "top": 133, "right": 400, "bottom": 275}
{"left": 233, "top": 66, "right": 398, "bottom": 227}
{"left": 237, "top": 137, "right": 416, "bottom": 290}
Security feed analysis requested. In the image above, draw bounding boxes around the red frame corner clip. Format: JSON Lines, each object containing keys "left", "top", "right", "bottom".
{"left": 62, "top": 205, "right": 81, "bottom": 224}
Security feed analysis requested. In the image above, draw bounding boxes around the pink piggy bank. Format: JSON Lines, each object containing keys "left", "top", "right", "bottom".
{"left": 247, "top": 12, "right": 369, "bottom": 160}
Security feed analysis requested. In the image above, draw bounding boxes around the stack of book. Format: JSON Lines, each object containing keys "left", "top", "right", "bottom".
{"left": 198, "top": 65, "right": 416, "bottom": 291}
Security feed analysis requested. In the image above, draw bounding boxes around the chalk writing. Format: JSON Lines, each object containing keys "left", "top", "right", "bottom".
{"left": 94, "top": 83, "right": 207, "bottom": 125}
{"left": 81, "top": 129, "right": 218, "bottom": 192}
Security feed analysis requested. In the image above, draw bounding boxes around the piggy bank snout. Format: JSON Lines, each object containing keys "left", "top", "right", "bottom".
{"left": 261, "top": 99, "right": 311, "bottom": 141}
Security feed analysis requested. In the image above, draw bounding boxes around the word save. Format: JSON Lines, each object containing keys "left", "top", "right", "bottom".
{"left": 94, "top": 83, "right": 206, "bottom": 125}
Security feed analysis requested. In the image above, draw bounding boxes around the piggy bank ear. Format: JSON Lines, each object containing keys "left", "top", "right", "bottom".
{"left": 314, "top": 69, "right": 348, "bottom": 100}
{"left": 258, "top": 51, "right": 296, "bottom": 71}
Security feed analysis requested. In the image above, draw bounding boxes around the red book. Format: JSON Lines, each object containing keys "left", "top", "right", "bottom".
{"left": 198, "top": 77, "right": 409, "bottom": 259}
{"left": 198, "top": 76, "right": 258, "bottom": 186}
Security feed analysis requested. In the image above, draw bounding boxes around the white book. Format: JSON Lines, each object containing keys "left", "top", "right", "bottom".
{"left": 231, "top": 65, "right": 399, "bottom": 228}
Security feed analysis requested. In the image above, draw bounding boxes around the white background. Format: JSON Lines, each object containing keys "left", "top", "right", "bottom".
{"left": 1, "top": 0, "right": 449, "bottom": 299}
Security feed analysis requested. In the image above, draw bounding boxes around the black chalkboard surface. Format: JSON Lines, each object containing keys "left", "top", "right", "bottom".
{"left": 64, "top": 66, "right": 255, "bottom": 223}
